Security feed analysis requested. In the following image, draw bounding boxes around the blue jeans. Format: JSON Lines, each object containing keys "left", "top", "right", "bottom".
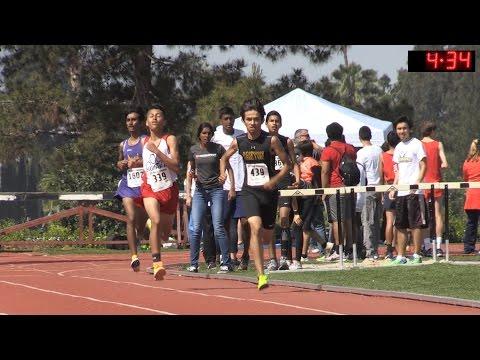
{"left": 189, "top": 186, "right": 230, "bottom": 268}
{"left": 463, "top": 210, "right": 480, "bottom": 253}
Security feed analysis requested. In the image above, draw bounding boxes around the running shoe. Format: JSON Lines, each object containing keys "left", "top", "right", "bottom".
{"left": 300, "top": 256, "right": 309, "bottom": 262}
{"left": 153, "top": 261, "right": 166, "bottom": 280}
{"left": 278, "top": 257, "right": 290, "bottom": 270}
{"left": 385, "top": 257, "right": 408, "bottom": 266}
{"left": 238, "top": 259, "right": 248, "bottom": 271}
{"left": 130, "top": 255, "right": 140, "bottom": 272}
{"left": 257, "top": 274, "right": 269, "bottom": 290}
{"left": 325, "top": 252, "right": 340, "bottom": 262}
{"left": 266, "top": 259, "right": 278, "bottom": 271}
{"left": 384, "top": 251, "right": 394, "bottom": 260}
{"left": 206, "top": 262, "right": 217, "bottom": 270}
{"left": 408, "top": 256, "right": 422, "bottom": 264}
{"left": 217, "top": 265, "right": 233, "bottom": 274}
{"left": 289, "top": 260, "right": 302, "bottom": 270}
{"left": 436, "top": 248, "right": 444, "bottom": 257}
{"left": 187, "top": 265, "right": 198, "bottom": 273}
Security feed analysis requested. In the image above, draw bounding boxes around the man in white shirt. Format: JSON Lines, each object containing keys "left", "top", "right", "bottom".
{"left": 356, "top": 126, "right": 383, "bottom": 260}
{"left": 388, "top": 116, "right": 428, "bottom": 265}
{"left": 211, "top": 106, "right": 249, "bottom": 270}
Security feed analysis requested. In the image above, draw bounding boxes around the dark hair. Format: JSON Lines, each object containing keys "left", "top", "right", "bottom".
{"left": 218, "top": 106, "right": 235, "bottom": 119}
{"left": 326, "top": 122, "right": 343, "bottom": 141}
{"left": 197, "top": 122, "right": 214, "bottom": 140}
{"left": 325, "top": 138, "right": 332, "bottom": 147}
{"left": 420, "top": 121, "right": 437, "bottom": 137}
{"left": 381, "top": 141, "right": 389, "bottom": 152}
{"left": 393, "top": 115, "right": 413, "bottom": 130}
{"left": 125, "top": 107, "right": 144, "bottom": 120}
{"left": 266, "top": 110, "right": 282, "bottom": 123}
{"left": 387, "top": 130, "right": 400, "bottom": 148}
{"left": 146, "top": 104, "right": 167, "bottom": 117}
{"left": 240, "top": 98, "right": 266, "bottom": 120}
{"left": 359, "top": 126, "right": 372, "bottom": 141}
{"left": 297, "top": 140, "right": 313, "bottom": 157}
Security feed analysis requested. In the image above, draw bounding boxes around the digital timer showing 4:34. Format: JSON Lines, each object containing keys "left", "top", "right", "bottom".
{"left": 408, "top": 50, "right": 476, "bottom": 72}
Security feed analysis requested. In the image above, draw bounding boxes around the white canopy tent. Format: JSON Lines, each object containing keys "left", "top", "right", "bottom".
{"left": 233, "top": 88, "right": 393, "bottom": 147}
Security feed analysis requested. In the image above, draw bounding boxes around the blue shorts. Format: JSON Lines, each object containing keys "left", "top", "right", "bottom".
{"left": 114, "top": 178, "right": 142, "bottom": 200}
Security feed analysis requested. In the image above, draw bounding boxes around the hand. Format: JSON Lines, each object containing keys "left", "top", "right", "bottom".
{"left": 187, "top": 169, "right": 197, "bottom": 179}
{"left": 293, "top": 214, "right": 303, "bottom": 226}
{"left": 145, "top": 141, "right": 158, "bottom": 153}
{"left": 185, "top": 195, "right": 192, "bottom": 208}
{"left": 441, "top": 162, "right": 448, "bottom": 169}
{"left": 228, "top": 189, "right": 236, "bottom": 201}
{"left": 218, "top": 173, "right": 227, "bottom": 184}
{"left": 263, "top": 181, "right": 275, "bottom": 191}
{"left": 127, "top": 156, "right": 135, "bottom": 169}
{"left": 389, "top": 190, "right": 396, "bottom": 200}
{"left": 117, "top": 160, "right": 128, "bottom": 170}
{"left": 290, "top": 181, "right": 300, "bottom": 189}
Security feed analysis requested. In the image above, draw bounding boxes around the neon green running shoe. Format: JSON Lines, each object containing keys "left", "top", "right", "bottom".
{"left": 257, "top": 274, "right": 269, "bottom": 290}
{"left": 385, "top": 257, "right": 408, "bottom": 266}
{"left": 408, "top": 256, "right": 422, "bottom": 264}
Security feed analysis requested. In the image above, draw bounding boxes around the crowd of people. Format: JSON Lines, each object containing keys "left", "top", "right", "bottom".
{"left": 114, "top": 99, "right": 480, "bottom": 290}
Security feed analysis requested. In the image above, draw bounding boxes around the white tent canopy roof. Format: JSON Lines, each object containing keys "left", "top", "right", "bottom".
{"left": 233, "top": 88, "right": 393, "bottom": 147}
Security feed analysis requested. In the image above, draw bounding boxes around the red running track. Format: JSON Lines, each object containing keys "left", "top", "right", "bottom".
{"left": 0, "top": 250, "right": 479, "bottom": 315}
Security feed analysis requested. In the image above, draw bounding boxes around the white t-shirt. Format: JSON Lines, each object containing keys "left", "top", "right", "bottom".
{"left": 356, "top": 162, "right": 367, "bottom": 212}
{"left": 356, "top": 144, "right": 383, "bottom": 186}
{"left": 393, "top": 137, "right": 426, "bottom": 196}
{"left": 212, "top": 126, "right": 245, "bottom": 191}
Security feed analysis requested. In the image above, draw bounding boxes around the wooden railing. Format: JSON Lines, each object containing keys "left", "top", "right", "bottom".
{"left": 0, "top": 192, "right": 189, "bottom": 249}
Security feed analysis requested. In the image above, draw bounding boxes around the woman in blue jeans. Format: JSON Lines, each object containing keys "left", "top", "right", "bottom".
{"left": 185, "top": 122, "right": 235, "bottom": 273}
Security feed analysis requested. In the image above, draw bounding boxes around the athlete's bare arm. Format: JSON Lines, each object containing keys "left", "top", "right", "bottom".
{"left": 287, "top": 138, "right": 300, "bottom": 188}
{"left": 438, "top": 141, "right": 448, "bottom": 168}
{"left": 267, "top": 135, "right": 291, "bottom": 191}
{"left": 219, "top": 138, "right": 238, "bottom": 183}
{"left": 117, "top": 142, "right": 127, "bottom": 171}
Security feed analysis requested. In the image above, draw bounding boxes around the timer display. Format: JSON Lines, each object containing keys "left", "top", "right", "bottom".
{"left": 408, "top": 50, "right": 475, "bottom": 72}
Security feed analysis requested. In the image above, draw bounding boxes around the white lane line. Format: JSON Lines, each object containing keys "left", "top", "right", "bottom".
{"left": 0, "top": 281, "right": 176, "bottom": 315}
{"left": 57, "top": 268, "right": 97, "bottom": 276}
{"left": 0, "top": 313, "right": 8, "bottom": 315}
{"left": 71, "top": 275, "right": 344, "bottom": 315}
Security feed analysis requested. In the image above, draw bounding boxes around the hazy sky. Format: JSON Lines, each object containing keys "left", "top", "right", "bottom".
{"left": 155, "top": 45, "right": 414, "bottom": 84}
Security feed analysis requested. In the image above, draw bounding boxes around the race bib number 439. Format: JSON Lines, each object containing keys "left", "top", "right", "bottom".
{"left": 246, "top": 163, "right": 270, "bottom": 187}
{"left": 147, "top": 167, "right": 173, "bottom": 192}
{"left": 127, "top": 167, "right": 144, "bottom": 188}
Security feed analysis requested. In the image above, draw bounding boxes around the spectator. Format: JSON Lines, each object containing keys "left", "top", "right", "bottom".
{"left": 462, "top": 138, "right": 480, "bottom": 255}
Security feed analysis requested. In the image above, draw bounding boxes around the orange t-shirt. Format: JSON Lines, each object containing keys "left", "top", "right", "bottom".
{"left": 463, "top": 159, "right": 480, "bottom": 210}
{"left": 300, "top": 156, "right": 320, "bottom": 184}
{"left": 422, "top": 140, "right": 442, "bottom": 182}
{"left": 382, "top": 152, "right": 395, "bottom": 184}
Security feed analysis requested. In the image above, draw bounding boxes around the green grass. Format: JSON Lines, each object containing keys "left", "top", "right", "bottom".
{"left": 449, "top": 254, "right": 480, "bottom": 262}
{"left": 185, "top": 262, "right": 480, "bottom": 301}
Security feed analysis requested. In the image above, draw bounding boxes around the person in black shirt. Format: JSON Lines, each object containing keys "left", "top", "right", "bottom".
{"left": 264, "top": 111, "right": 300, "bottom": 271}
{"left": 220, "top": 98, "right": 291, "bottom": 290}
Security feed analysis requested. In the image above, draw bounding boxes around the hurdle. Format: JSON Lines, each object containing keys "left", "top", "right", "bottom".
{"left": 0, "top": 191, "right": 189, "bottom": 249}
{"left": 280, "top": 182, "right": 480, "bottom": 268}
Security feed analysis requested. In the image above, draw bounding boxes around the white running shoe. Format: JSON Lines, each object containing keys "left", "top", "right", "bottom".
{"left": 289, "top": 260, "right": 302, "bottom": 270}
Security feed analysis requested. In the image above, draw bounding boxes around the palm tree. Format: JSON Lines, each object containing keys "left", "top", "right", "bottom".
{"left": 332, "top": 63, "right": 363, "bottom": 106}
